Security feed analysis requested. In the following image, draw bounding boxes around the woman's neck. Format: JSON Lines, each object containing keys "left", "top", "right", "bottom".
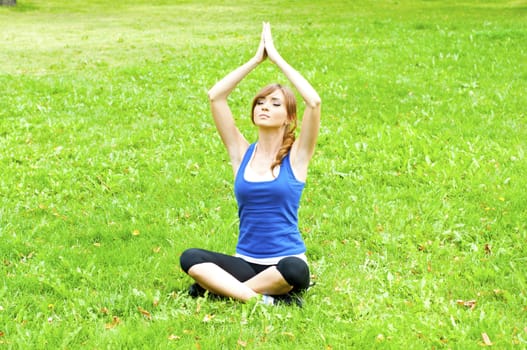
{"left": 256, "top": 129, "right": 284, "bottom": 157}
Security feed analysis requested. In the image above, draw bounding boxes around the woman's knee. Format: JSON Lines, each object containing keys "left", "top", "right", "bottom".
{"left": 180, "top": 248, "right": 207, "bottom": 273}
{"left": 276, "top": 257, "right": 310, "bottom": 291}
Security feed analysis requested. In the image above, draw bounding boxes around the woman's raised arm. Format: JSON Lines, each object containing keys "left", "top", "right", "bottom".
{"left": 263, "top": 23, "right": 321, "bottom": 174}
{"left": 208, "top": 25, "right": 267, "bottom": 174}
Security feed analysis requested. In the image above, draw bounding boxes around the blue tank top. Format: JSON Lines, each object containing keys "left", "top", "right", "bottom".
{"left": 234, "top": 143, "right": 306, "bottom": 259}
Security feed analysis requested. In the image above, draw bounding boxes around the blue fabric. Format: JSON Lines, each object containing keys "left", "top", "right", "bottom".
{"left": 234, "top": 143, "right": 306, "bottom": 259}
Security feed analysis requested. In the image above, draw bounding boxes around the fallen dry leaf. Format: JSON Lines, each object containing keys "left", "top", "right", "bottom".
{"left": 237, "top": 339, "right": 247, "bottom": 347}
{"left": 51, "top": 207, "right": 67, "bottom": 220}
{"left": 168, "top": 334, "right": 180, "bottom": 341}
{"left": 456, "top": 299, "right": 477, "bottom": 310}
{"left": 138, "top": 306, "right": 152, "bottom": 319}
{"left": 481, "top": 332, "right": 492, "bottom": 346}
{"left": 105, "top": 316, "right": 121, "bottom": 329}
{"left": 282, "top": 332, "right": 295, "bottom": 339}
{"left": 202, "top": 314, "right": 215, "bottom": 322}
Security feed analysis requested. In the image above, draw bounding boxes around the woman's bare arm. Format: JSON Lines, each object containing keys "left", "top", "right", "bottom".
{"left": 208, "top": 25, "right": 267, "bottom": 173}
{"left": 263, "top": 23, "right": 321, "bottom": 177}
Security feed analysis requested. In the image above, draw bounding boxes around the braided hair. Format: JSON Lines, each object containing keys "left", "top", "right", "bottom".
{"left": 251, "top": 84, "right": 298, "bottom": 175}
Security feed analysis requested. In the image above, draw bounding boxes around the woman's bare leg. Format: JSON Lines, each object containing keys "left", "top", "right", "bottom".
{"left": 244, "top": 266, "right": 293, "bottom": 296}
{"left": 187, "top": 263, "right": 258, "bottom": 301}
{"left": 188, "top": 262, "right": 294, "bottom": 302}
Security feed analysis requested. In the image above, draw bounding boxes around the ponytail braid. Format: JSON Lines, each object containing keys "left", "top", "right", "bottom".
{"left": 271, "top": 120, "right": 297, "bottom": 174}
{"left": 251, "top": 83, "right": 298, "bottom": 176}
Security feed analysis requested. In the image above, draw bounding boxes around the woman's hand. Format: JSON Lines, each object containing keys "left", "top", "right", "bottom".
{"left": 263, "top": 22, "right": 281, "bottom": 63}
{"left": 253, "top": 23, "right": 267, "bottom": 64}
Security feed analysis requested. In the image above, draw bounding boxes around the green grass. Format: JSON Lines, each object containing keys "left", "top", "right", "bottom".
{"left": 1, "top": 0, "right": 526, "bottom": 348}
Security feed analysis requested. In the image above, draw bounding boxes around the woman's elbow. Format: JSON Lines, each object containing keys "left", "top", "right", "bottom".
{"left": 207, "top": 89, "right": 217, "bottom": 102}
{"left": 307, "top": 96, "right": 321, "bottom": 109}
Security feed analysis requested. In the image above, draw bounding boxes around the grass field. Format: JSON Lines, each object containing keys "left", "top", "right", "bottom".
{"left": 1, "top": 0, "right": 526, "bottom": 348}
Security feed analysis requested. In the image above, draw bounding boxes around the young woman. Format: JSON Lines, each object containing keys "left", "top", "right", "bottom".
{"left": 180, "top": 23, "right": 321, "bottom": 305}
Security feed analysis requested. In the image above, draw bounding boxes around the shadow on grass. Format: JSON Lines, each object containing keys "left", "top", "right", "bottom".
{"left": 1, "top": 2, "right": 39, "bottom": 12}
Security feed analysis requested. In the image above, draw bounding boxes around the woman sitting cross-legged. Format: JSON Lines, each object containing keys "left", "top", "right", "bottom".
{"left": 180, "top": 22, "right": 321, "bottom": 306}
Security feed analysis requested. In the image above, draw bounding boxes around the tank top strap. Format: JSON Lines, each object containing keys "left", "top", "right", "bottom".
{"left": 236, "top": 143, "right": 256, "bottom": 180}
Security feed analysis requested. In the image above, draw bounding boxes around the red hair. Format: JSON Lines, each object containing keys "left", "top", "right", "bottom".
{"left": 251, "top": 84, "right": 298, "bottom": 174}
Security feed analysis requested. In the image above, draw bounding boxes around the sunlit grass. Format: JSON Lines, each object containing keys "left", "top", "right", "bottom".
{"left": 1, "top": 0, "right": 526, "bottom": 348}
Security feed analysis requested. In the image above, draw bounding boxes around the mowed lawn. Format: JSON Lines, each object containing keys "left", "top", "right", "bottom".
{"left": 1, "top": 0, "right": 526, "bottom": 348}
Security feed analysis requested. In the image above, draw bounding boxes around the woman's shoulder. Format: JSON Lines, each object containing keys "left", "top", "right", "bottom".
{"left": 288, "top": 141, "right": 310, "bottom": 182}
{"left": 231, "top": 141, "right": 253, "bottom": 177}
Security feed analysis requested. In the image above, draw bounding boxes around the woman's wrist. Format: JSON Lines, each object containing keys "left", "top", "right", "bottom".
{"left": 247, "top": 56, "right": 263, "bottom": 69}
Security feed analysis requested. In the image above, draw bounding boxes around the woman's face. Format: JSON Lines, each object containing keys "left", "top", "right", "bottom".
{"left": 252, "top": 90, "right": 288, "bottom": 129}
